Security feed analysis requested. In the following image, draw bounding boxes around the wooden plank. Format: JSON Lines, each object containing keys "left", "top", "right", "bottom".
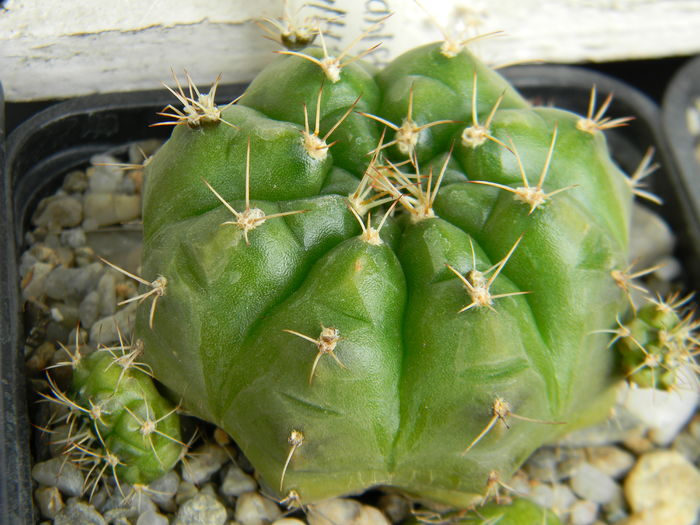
{"left": 2, "top": 0, "right": 700, "bottom": 101}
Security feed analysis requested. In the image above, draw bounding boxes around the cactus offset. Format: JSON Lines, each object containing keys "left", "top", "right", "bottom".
{"left": 44, "top": 334, "right": 183, "bottom": 495}
{"left": 133, "top": 37, "right": 647, "bottom": 508}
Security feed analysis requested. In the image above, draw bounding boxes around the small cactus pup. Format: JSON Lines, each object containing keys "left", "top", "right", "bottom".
{"left": 43, "top": 331, "right": 183, "bottom": 496}
{"left": 612, "top": 292, "right": 700, "bottom": 390}
{"left": 136, "top": 30, "right": 645, "bottom": 508}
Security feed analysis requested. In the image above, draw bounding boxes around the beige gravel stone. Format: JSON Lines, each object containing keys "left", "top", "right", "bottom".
{"left": 617, "top": 504, "right": 699, "bottom": 525}
{"left": 308, "top": 498, "right": 390, "bottom": 525}
{"left": 623, "top": 450, "right": 700, "bottom": 525}
{"left": 585, "top": 445, "right": 635, "bottom": 479}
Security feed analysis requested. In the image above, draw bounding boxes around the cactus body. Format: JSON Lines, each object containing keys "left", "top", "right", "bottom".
{"left": 58, "top": 348, "right": 183, "bottom": 487}
{"left": 136, "top": 42, "right": 633, "bottom": 506}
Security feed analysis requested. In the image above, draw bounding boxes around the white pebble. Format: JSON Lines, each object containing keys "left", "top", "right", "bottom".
{"left": 173, "top": 493, "right": 227, "bottom": 525}
{"left": 34, "top": 486, "right": 64, "bottom": 519}
{"left": 137, "top": 510, "right": 169, "bottom": 525}
{"left": 220, "top": 463, "right": 257, "bottom": 498}
{"left": 87, "top": 156, "right": 124, "bottom": 193}
{"left": 32, "top": 457, "right": 85, "bottom": 498}
{"left": 148, "top": 470, "right": 180, "bottom": 510}
{"left": 182, "top": 443, "right": 230, "bottom": 485}
{"left": 33, "top": 195, "right": 83, "bottom": 229}
{"left": 628, "top": 204, "right": 675, "bottom": 269}
{"left": 22, "top": 262, "right": 54, "bottom": 300}
{"left": 570, "top": 463, "right": 620, "bottom": 504}
{"left": 83, "top": 193, "right": 141, "bottom": 227}
{"left": 235, "top": 491, "right": 282, "bottom": 525}
{"left": 585, "top": 446, "right": 635, "bottom": 479}
{"left": 308, "top": 498, "right": 390, "bottom": 525}
{"left": 569, "top": 500, "right": 599, "bottom": 525}
{"left": 90, "top": 302, "right": 137, "bottom": 345}
{"left": 619, "top": 373, "right": 699, "bottom": 445}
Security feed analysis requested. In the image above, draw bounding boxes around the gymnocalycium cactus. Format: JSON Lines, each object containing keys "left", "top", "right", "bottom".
{"left": 129, "top": 32, "right": 675, "bottom": 508}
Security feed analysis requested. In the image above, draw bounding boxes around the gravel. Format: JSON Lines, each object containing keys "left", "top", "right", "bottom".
{"left": 173, "top": 493, "right": 228, "bottom": 525}
{"left": 31, "top": 458, "right": 85, "bottom": 498}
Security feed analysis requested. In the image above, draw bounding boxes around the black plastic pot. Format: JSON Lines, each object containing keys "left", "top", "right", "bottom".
{"left": 1, "top": 67, "right": 698, "bottom": 524}
{"left": 662, "top": 54, "right": 700, "bottom": 268}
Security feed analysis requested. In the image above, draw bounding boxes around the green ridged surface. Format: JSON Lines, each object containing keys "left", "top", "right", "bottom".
{"left": 71, "top": 351, "right": 183, "bottom": 484}
{"left": 137, "top": 42, "right": 632, "bottom": 506}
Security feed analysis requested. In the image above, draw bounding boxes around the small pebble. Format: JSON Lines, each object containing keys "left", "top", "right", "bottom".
{"left": 90, "top": 302, "right": 137, "bottom": 345}
{"left": 628, "top": 203, "right": 675, "bottom": 269}
{"left": 529, "top": 482, "right": 554, "bottom": 508}
{"left": 585, "top": 445, "right": 635, "bottom": 479}
{"left": 617, "top": 504, "right": 696, "bottom": 525}
{"left": 74, "top": 245, "right": 97, "bottom": 266}
{"left": 22, "top": 261, "right": 54, "bottom": 300}
{"left": 79, "top": 290, "right": 101, "bottom": 327}
{"left": 137, "top": 510, "right": 170, "bottom": 525}
{"left": 173, "top": 493, "right": 228, "bottom": 525}
{"left": 34, "top": 486, "right": 64, "bottom": 519}
{"left": 31, "top": 457, "right": 85, "bottom": 498}
{"left": 569, "top": 463, "right": 621, "bottom": 505}
{"left": 51, "top": 302, "right": 81, "bottom": 328}
{"left": 44, "top": 262, "right": 104, "bottom": 302}
{"left": 602, "top": 488, "right": 628, "bottom": 523}
{"left": 621, "top": 428, "right": 655, "bottom": 455}
{"left": 53, "top": 499, "right": 106, "bottom": 525}
{"left": 25, "top": 341, "right": 56, "bottom": 375}
{"left": 97, "top": 270, "right": 118, "bottom": 317}
{"left": 624, "top": 450, "right": 700, "bottom": 524}
{"left": 620, "top": 379, "right": 699, "bottom": 445}
{"left": 555, "top": 449, "right": 586, "bottom": 481}
{"left": 308, "top": 498, "right": 390, "bottom": 525}
{"left": 272, "top": 519, "right": 306, "bottom": 525}
{"left": 63, "top": 169, "right": 89, "bottom": 193}
{"left": 569, "top": 500, "right": 599, "bottom": 525}
{"left": 60, "top": 227, "right": 87, "bottom": 248}
{"left": 673, "top": 428, "right": 700, "bottom": 464}
{"left": 213, "top": 428, "right": 232, "bottom": 447}
{"left": 125, "top": 488, "right": 159, "bottom": 515}
{"left": 83, "top": 193, "right": 141, "bottom": 227}
{"left": 148, "top": 470, "right": 180, "bottom": 511}
{"left": 87, "top": 157, "right": 125, "bottom": 193}
{"left": 33, "top": 195, "right": 83, "bottom": 229}
{"left": 175, "top": 480, "right": 199, "bottom": 506}
{"left": 182, "top": 443, "right": 231, "bottom": 485}
{"left": 104, "top": 507, "right": 139, "bottom": 523}
{"left": 550, "top": 483, "right": 576, "bottom": 515}
{"left": 235, "top": 492, "right": 282, "bottom": 525}
{"left": 524, "top": 447, "right": 558, "bottom": 481}
{"left": 221, "top": 463, "right": 257, "bottom": 498}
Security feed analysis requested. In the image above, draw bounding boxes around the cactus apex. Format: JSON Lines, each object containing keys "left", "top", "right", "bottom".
{"left": 153, "top": 70, "right": 239, "bottom": 129}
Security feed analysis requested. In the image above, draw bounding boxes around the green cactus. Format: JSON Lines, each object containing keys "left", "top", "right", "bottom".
{"left": 133, "top": 38, "right": 640, "bottom": 508}
{"left": 45, "top": 335, "right": 183, "bottom": 493}
{"left": 613, "top": 293, "right": 700, "bottom": 390}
